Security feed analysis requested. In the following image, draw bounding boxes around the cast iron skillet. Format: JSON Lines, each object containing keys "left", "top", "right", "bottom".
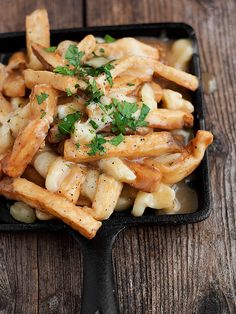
{"left": 0, "top": 23, "right": 211, "bottom": 314}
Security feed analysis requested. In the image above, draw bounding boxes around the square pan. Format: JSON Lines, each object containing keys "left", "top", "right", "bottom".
{"left": 0, "top": 23, "right": 211, "bottom": 232}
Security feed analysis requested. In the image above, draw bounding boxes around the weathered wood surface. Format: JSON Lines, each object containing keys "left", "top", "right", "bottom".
{"left": 0, "top": 0, "right": 235, "bottom": 313}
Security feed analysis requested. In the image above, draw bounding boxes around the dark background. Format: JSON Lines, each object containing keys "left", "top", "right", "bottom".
{"left": 0, "top": 0, "right": 235, "bottom": 313}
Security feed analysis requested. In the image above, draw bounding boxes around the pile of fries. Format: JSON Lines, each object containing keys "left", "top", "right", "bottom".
{"left": 0, "top": 9, "right": 213, "bottom": 239}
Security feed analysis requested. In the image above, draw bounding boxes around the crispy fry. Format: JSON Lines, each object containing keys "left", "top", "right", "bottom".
{"left": 22, "top": 165, "right": 45, "bottom": 187}
{"left": 23, "top": 69, "right": 87, "bottom": 92}
{"left": 2, "top": 72, "right": 26, "bottom": 97}
{"left": 7, "top": 52, "right": 27, "bottom": 71}
{"left": 146, "top": 109, "right": 194, "bottom": 129}
{"left": 96, "top": 56, "right": 198, "bottom": 91}
{"left": 2, "top": 85, "right": 57, "bottom": 177}
{"left": 77, "top": 35, "right": 97, "bottom": 61}
{"left": 26, "top": 9, "right": 50, "bottom": 70}
{"left": 32, "top": 43, "right": 66, "bottom": 71}
{"left": 162, "top": 89, "right": 194, "bottom": 113}
{"left": 56, "top": 40, "right": 76, "bottom": 58}
{"left": 94, "top": 37, "right": 159, "bottom": 59}
{"left": 64, "top": 132, "right": 183, "bottom": 163}
{"left": 144, "top": 130, "right": 213, "bottom": 184}
{"left": 84, "top": 174, "right": 123, "bottom": 220}
{"left": 0, "top": 92, "right": 13, "bottom": 122}
{"left": 0, "top": 63, "right": 7, "bottom": 91}
{"left": 0, "top": 177, "right": 101, "bottom": 239}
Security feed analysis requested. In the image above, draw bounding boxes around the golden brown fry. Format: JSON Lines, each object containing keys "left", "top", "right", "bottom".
{"left": 0, "top": 177, "right": 101, "bottom": 239}
{"left": 94, "top": 37, "right": 159, "bottom": 59}
{"left": 64, "top": 132, "right": 183, "bottom": 163}
{"left": 58, "top": 164, "right": 86, "bottom": 204}
{"left": 22, "top": 165, "right": 45, "bottom": 187}
{"left": 23, "top": 69, "right": 87, "bottom": 93}
{"left": 2, "top": 72, "right": 26, "bottom": 97}
{"left": 124, "top": 160, "right": 162, "bottom": 192}
{"left": 78, "top": 35, "right": 97, "bottom": 61}
{"left": 0, "top": 63, "right": 7, "bottom": 91}
{"left": 162, "top": 89, "right": 194, "bottom": 113}
{"left": 7, "top": 52, "right": 27, "bottom": 71}
{"left": 0, "top": 92, "right": 13, "bottom": 122}
{"left": 2, "top": 85, "right": 57, "bottom": 177}
{"left": 31, "top": 43, "right": 66, "bottom": 71}
{"left": 84, "top": 174, "right": 123, "bottom": 220}
{"left": 144, "top": 130, "right": 213, "bottom": 184}
{"left": 146, "top": 109, "right": 194, "bottom": 129}
{"left": 110, "top": 74, "right": 150, "bottom": 96}
{"left": 149, "top": 82, "right": 163, "bottom": 102}
{"left": 96, "top": 56, "right": 198, "bottom": 91}
{"left": 26, "top": 9, "right": 50, "bottom": 70}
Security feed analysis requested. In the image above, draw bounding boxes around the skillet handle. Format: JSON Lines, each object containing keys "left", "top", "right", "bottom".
{"left": 69, "top": 226, "right": 124, "bottom": 314}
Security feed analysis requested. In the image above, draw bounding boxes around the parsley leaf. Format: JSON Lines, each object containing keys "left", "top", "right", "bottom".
{"left": 99, "top": 48, "right": 105, "bottom": 53}
{"left": 87, "top": 134, "right": 107, "bottom": 156}
{"left": 44, "top": 46, "right": 57, "bottom": 52}
{"left": 66, "top": 88, "right": 73, "bottom": 96}
{"left": 104, "top": 34, "right": 116, "bottom": 43}
{"left": 102, "top": 63, "right": 114, "bottom": 86}
{"left": 36, "top": 93, "right": 49, "bottom": 105}
{"left": 127, "top": 83, "right": 135, "bottom": 86}
{"left": 85, "top": 80, "right": 103, "bottom": 105}
{"left": 65, "top": 44, "right": 85, "bottom": 68}
{"left": 54, "top": 66, "right": 75, "bottom": 76}
{"left": 89, "top": 120, "right": 99, "bottom": 130}
{"left": 40, "top": 111, "right": 46, "bottom": 119}
{"left": 109, "top": 133, "right": 124, "bottom": 146}
{"left": 58, "top": 111, "right": 81, "bottom": 135}
{"left": 138, "top": 103, "right": 150, "bottom": 121}
{"left": 75, "top": 143, "right": 80, "bottom": 149}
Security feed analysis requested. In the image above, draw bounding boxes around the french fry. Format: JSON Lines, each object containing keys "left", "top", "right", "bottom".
{"left": 162, "top": 89, "right": 194, "bottom": 113}
{"left": 144, "top": 130, "right": 213, "bottom": 184}
{"left": 26, "top": 9, "right": 50, "bottom": 70}
{"left": 77, "top": 35, "right": 97, "bottom": 61}
{"left": 58, "top": 164, "right": 86, "bottom": 204}
{"left": 0, "top": 63, "right": 6, "bottom": 90}
{"left": 146, "top": 109, "right": 194, "bottom": 129}
{"left": 84, "top": 174, "right": 123, "bottom": 220}
{"left": 23, "top": 69, "right": 87, "bottom": 93}
{"left": 56, "top": 40, "right": 76, "bottom": 58}
{"left": 94, "top": 37, "right": 159, "bottom": 59}
{"left": 64, "top": 132, "right": 183, "bottom": 163}
{"left": 7, "top": 52, "right": 27, "bottom": 71}
{"left": 32, "top": 43, "right": 66, "bottom": 71}
{"left": 0, "top": 177, "right": 101, "bottom": 239}
{"left": 124, "top": 160, "right": 162, "bottom": 192}
{"left": 2, "top": 72, "right": 26, "bottom": 97}
{"left": 96, "top": 56, "right": 198, "bottom": 91}
{"left": 2, "top": 85, "right": 57, "bottom": 177}
{"left": 22, "top": 165, "right": 45, "bottom": 187}
{"left": 0, "top": 92, "right": 13, "bottom": 122}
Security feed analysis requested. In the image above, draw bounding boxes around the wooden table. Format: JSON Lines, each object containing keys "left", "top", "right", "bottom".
{"left": 0, "top": 0, "right": 235, "bottom": 313}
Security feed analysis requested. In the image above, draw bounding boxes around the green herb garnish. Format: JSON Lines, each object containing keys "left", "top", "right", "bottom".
{"left": 40, "top": 111, "right": 46, "bottom": 119}
{"left": 109, "top": 133, "right": 124, "bottom": 146}
{"left": 127, "top": 83, "right": 135, "bottom": 86}
{"left": 54, "top": 66, "right": 75, "bottom": 76}
{"left": 87, "top": 134, "right": 107, "bottom": 156}
{"left": 85, "top": 80, "right": 104, "bottom": 105}
{"left": 89, "top": 120, "right": 99, "bottom": 130}
{"left": 36, "top": 93, "right": 49, "bottom": 105}
{"left": 58, "top": 111, "right": 81, "bottom": 135}
{"left": 66, "top": 88, "right": 73, "bottom": 96}
{"left": 99, "top": 48, "right": 105, "bottom": 53}
{"left": 44, "top": 46, "right": 57, "bottom": 52}
{"left": 75, "top": 143, "right": 80, "bottom": 149}
{"left": 104, "top": 34, "right": 116, "bottom": 43}
{"left": 65, "top": 44, "right": 85, "bottom": 68}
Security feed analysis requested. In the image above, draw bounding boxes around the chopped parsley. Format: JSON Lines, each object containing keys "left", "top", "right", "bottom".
{"left": 58, "top": 111, "right": 81, "bottom": 135}
{"left": 127, "top": 83, "right": 135, "bottom": 86}
{"left": 87, "top": 134, "right": 107, "bottom": 156}
{"left": 104, "top": 34, "right": 116, "bottom": 43}
{"left": 80, "top": 63, "right": 114, "bottom": 86}
{"left": 65, "top": 44, "right": 85, "bottom": 68}
{"left": 89, "top": 120, "right": 99, "bottom": 130}
{"left": 109, "top": 133, "right": 124, "bottom": 146}
{"left": 66, "top": 88, "right": 73, "bottom": 96}
{"left": 111, "top": 100, "right": 150, "bottom": 134}
{"left": 99, "top": 48, "right": 105, "bottom": 53}
{"left": 36, "top": 93, "right": 49, "bottom": 105}
{"left": 40, "top": 111, "right": 46, "bottom": 119}
{"left": 75, "top": 143, "right": 80, "bottom": 149}
{"left": 44, "top": 46, "right": 57, "bottom": 52}
{"left": 85, "top": 80, "right": 103, "bottom": 105}
{"left": 54, "top": 66, "right": 75, "bottom": 76}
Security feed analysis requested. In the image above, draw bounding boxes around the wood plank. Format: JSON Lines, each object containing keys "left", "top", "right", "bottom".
{"left": 0, "top": 0, "right": 84, "bottom": 33}
{"left": 0, "top": 232, "right": 38, "bottom": 314}
{"left": 87, "top": 0, "right": 236, "bottom": 313}
{"left": 38, "top": 232, "right": 83, "bottom": 314}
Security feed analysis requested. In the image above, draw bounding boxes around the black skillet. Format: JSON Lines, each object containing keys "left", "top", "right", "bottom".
{"left": 0, "top": 23, "right": 211, "bottom": 314}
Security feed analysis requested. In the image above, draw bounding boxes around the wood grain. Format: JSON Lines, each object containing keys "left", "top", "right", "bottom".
{"left": 0, "top": 0, "right": 235, "bottom": 313}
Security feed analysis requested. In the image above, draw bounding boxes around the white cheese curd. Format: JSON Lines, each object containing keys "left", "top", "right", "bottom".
{"left": 141, "top": 83, "right": 157, "bottom": 111}
{"left": 10, "top": 201, "right": 36, "bottom": 223}
{"left": 99, "top": 158, "right": 136, "bottom": 182}
{"left": 33, "top": 150, "right": 57, "bottom": 178}
{"left": 71, "top": 120, "right": 96, "bottom": 144}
